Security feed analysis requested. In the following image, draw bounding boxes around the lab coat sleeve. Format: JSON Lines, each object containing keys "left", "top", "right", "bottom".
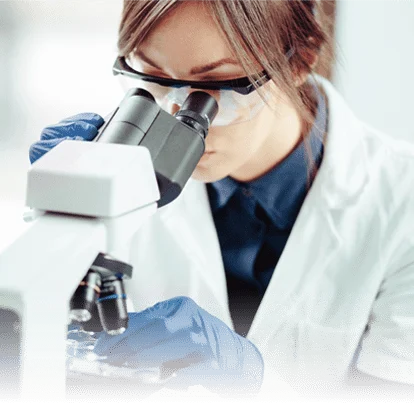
{"left": 355, "top": 257, "right": 414, "bottom": 385}
{"left": 249, "top": 335, "right": 301, "bottom": 399}
{"left": 257, "top": 359, "right": 300, "bottom": 399}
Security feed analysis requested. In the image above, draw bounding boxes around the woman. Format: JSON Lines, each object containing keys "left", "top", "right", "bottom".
{"left": 29, "top": 0, "right": 414, "bottom": 398}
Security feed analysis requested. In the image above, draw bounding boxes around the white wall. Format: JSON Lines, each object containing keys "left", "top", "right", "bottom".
{"left": 333, "top": 0, "right": 414, "bottom": 142}
{"left": 0, "top": 1, "right": 123, "bottom": 251}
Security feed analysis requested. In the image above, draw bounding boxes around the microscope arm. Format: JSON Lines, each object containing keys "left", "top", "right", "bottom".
{"left": 0, "top": 141, "right": 159, "bottom": 399}
{"left": 0, "top": 213, "right": 105, "bottom": 398}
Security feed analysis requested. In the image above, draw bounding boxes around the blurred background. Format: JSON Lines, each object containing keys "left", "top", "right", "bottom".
{"left": 0, "top": 0, "right": 124, "bottom": 249}
{"left": 0, "top": 0, "right": 413, "bottom": 250}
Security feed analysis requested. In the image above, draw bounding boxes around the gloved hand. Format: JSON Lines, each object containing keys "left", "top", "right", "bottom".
{"left": 29, "top": 112, "right": 104, "bottom": 164}
{"left": 93, "top": 296, "right": 264, "bottom": 395}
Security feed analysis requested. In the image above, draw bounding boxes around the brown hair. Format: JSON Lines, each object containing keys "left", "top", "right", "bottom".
{"left": 118, "top": 0, "right": 335, "bottom": 184}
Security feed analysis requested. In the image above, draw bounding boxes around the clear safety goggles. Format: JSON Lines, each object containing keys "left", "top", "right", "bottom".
{"left": 112, "top": 56, "right": 273, "bottom": 127}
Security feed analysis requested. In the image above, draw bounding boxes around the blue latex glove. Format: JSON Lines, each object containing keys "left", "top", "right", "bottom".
{"left": 29, "top": 112, "right": 104, "bottom": 164}
{"left": 93, "top": 296, "right": 264, "bottom": 395}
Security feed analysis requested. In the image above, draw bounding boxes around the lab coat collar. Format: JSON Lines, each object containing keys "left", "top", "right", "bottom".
{"left": 313, "top": 75, "right": 370, "bottom": 209}
{"left": 180, "top": 77, "right": 370, "bottom": 212}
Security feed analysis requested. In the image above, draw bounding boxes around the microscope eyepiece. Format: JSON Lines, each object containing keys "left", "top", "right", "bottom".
{"left": 174, "top": 91, "right": 219, "bottom": 138}
{"left": 123, "top": 87, "right": 155, "bottom": 102}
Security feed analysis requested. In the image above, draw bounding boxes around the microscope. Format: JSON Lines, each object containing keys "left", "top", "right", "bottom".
{"left": 0, "top": 87, "right": 218, "bottom": 399}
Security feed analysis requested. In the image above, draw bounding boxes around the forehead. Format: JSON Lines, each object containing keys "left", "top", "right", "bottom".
{"left": 139, "top": 2, "right": 238, "bottom": 69}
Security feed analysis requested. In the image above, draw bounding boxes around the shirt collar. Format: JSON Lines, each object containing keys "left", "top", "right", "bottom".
{"left": 208, "top": 176, "right": 239, "bottom": 208}
{"left": 209, "top": 81, "right": 327, "bottom": 229}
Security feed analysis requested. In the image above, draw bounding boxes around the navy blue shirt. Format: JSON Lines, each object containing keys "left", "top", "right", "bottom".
{"left": 206, "top": 83, "right": 327, "bottom": 336}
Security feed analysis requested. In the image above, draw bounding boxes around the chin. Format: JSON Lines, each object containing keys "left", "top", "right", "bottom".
{"left": 191, "top": 166, "right": 228, "bottom": 183}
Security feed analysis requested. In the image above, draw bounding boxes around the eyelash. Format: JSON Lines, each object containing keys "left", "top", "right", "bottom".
{"left": 150, "top": 70, "right": 231, "bottom": 82}
{"left": 151, "top": 73, "right": 210, "bottom": 81}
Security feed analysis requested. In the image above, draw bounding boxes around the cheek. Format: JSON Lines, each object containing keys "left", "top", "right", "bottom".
{"left": 192, "top": 119, "right": 267, "bottom": 182}
{"left": 207, "top": 121, "right": 256, "bottom": 152}
{"left": 207, "top": 122, "right": 263, "bottom": 164}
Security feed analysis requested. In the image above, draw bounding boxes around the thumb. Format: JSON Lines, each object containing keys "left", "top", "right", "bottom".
{"left": 29, "top": 137, "right": 65, "bottom": 164}
{"left": 165, "top": 362, "right": 218, "bottom": 391}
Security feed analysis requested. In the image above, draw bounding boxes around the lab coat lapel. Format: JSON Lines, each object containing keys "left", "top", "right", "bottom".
{"left": 247, "top": 174, "right": 342, "bottom": 343}
{"left": 248, "top": 76, "right": 371, "bottom": 344}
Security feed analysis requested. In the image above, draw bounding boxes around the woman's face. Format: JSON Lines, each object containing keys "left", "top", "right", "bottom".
{"left": 133, "top": 2, "right": 302, "bottom": 183}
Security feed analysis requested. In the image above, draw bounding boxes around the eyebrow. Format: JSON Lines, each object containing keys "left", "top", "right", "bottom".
{"left": 135, "top": 50, "right": 240, "bottom": 75}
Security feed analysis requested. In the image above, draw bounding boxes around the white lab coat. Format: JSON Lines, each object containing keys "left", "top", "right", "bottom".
{"left": 125, "top": 76, "right": 414, "bottom": 394}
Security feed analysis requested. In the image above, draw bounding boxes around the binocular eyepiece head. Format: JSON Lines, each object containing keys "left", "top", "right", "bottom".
{"left": 123, "top": 88, "right": 219, "bottom": 138}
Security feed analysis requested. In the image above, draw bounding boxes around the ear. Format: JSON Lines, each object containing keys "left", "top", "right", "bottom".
{"left": 293, "top": 37, "right": 320, "bottom": 87}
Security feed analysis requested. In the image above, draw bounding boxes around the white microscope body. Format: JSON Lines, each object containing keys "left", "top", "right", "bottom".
{"left": 0, "top": 140, "right": 159, "bottom": 399}
{"left": 0, "top": 88, "right": 218, "bottom": 400}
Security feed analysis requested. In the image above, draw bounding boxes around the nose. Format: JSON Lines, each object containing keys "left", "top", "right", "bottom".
{"left": 170, "top": 103, "right": 181, "bottom": 116}
{"left": 160, "top": 100, "right": 181, "bottom": 116}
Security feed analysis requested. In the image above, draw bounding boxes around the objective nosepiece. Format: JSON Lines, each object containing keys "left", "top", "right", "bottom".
{"left": 70, "top": 271, "right": 102, "bottom": 323}
{"left": 97, "top": 277, "right": 128, "bottom": 335}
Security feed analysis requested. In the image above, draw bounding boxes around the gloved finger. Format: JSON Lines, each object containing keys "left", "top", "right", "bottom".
{"left": 29, "top": 136, "right": 87, "bottom": 164}
{"left": 143, "top": 296, "right": 205, "bottom": 334}
{"left": 40, "top": 121, "right": 101, "bottom": 142}
{"left": 59, "top": 112, "right": 104, "bottom": 128}
{"left": 93, "top": 297, "right": 203, "bottom": 357}
{"left": 29, "top": 137, "right": 64, "bottom": 164}
{"left": 102, "top": 328, "right": 211, "bottom": 368}
{"left": 93, "top": 310, "right": 163, "bottom": 357}
{"left": 162, "top": 361, "right": 221, "bottom": 391}
{"left": 117, "top": 298, "right": 204, "bottom": 349}
{"left": 165, "top": 361, "right": 246, "bottom": 398}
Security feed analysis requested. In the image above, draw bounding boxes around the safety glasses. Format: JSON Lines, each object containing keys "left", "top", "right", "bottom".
{"left": 112, "top": 55, "right": 274, "bottom": 127}
{"left": 113, "top": 56, "right": 273, "bottom": 95}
